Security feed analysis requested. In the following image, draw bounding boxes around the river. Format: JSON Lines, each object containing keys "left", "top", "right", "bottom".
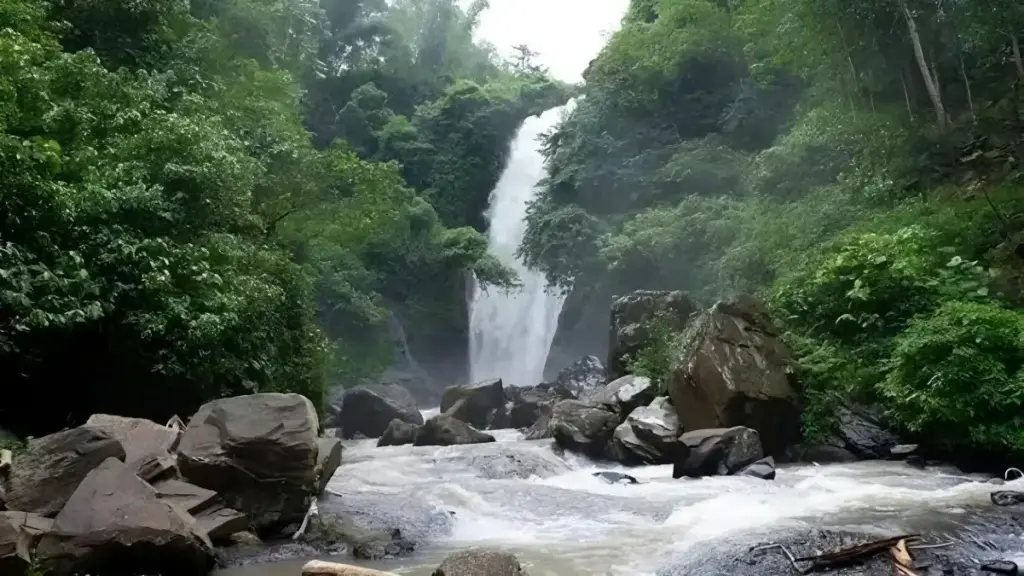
{"left": 217, "top": 420, "right": 1023, "bottom": 576}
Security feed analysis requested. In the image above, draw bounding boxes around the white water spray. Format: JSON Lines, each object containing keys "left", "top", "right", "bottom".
{"left": 468, "top": 106, "right": 569, "bottom": 387}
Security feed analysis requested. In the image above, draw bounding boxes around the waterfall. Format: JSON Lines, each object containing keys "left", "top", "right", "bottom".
{"left": 468, "top": 105, "right": 568, "bottom": 388}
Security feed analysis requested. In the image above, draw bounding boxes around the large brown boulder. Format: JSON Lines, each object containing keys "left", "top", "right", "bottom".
{"left": 85, "top": 414, "right": 181, "bottom": 481}
{"left": 413, "top": 415, "right": 496, "bottom": 447}
{"left": 609, "top": 397, "right": 680, "bottom": 464}
{"left": 441, "top": 379, "right": 508, "bottom": 430}
{"left": 2, "top": 426, "right": 125, "bottom": 517}
{"left": 433, "top": 549, "right": 529, "bottom": 576}
{"left": 377, "top": 419, "right": 418, "bottom": 447}
{"left": 549, "top": 400, "right": 620, "bottom": 457}
{"left": 667, "top": 295, "right": 801, "bottom": 456}
{"left": 608, "top": 290, "right": 698, "bottom": 380}
{"left": 35, "top": 458, "right": 213, "bottom": 576}
{"left": 673, "top": 427, "right": 764, "bottom": 479}
{"left": 335, "top": 385, "right": 423, "bottom": 439}
{"left": 177, "top": 393, "right": 320, "bottom": 535}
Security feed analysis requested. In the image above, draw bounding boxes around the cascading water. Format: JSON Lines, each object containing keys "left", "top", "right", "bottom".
{"left": 467, "top": 105, "right": 569, "bottom": 387}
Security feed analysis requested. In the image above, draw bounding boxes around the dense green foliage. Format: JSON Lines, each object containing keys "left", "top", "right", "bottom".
{"left": 524, "top": 0, "right": 1024, "bottom": 458}
{"left": 0, "top": 0, "right": 564, "bottom": 435}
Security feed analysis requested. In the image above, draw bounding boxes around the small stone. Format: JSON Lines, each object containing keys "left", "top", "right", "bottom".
{"left": 981, "top": 560, "right": 1019, "bottom": 575}
{"left": 991, "top": 491, "right": 1024, "bottom": 506}
{"left": 889, "top": 444, "right": 919, "bottom": 457}
{"left": 592, "top": 471, "right": 639, "bottom": 484}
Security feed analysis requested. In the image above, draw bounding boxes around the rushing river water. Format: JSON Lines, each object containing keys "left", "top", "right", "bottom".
{"left": 217, "top": 418, "right": 1023, "bottom": 576}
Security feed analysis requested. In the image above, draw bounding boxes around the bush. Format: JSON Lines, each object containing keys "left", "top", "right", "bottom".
{"left": 878, "top": 301, "right": 1024, "bottom": 453}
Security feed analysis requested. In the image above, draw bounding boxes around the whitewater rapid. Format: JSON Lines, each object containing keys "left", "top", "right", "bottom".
{"left": 219, "top": 426, "right": 1022, "bottom": 576}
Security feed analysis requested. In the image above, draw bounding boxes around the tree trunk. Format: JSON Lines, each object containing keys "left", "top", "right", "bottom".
{"left": 959, "top": 52, "right": 976, "bottom": 124}
{"left": 1011, "top": 34, "right": 1024, "bottom": 82}
{"left": 898, "top": 0, "right": 946, "bottom": 129}
{"left": 901, "top": 73, "right": 915, "bottom": 121}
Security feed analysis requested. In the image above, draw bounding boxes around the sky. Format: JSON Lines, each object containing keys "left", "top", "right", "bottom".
{"left": 471, "top": 0, "right": 631, "bottom": 83}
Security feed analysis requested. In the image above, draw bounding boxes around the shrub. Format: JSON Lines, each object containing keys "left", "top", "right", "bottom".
{"left": 879, "top": 301, "right": 1024, "bottom": 452}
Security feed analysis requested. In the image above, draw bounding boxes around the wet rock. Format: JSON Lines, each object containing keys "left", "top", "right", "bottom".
{"left": 834, "top": 404, "right": 899, "bottom": 458}
{"left": 433, "top": 548, "right": 529, "bottom": 576}
{"left": 315, "top": 438, "right": 343, "bottom": 495}
{"left": 336, "top": 385, "right": 423, "bottom": 439}
{"left": 786, "top": 443, "right": 858, "bottom": 464}
{"left": 441, "top": 379, "right": 507, "bottom": 430}
{"left": 593, "top": 471, "right": 639, "bottom": 484}
{"left": 611, "top": 397, "right": 679, "bottom": 464}
{"left": 666, "top": 295, "right": 800, "bottom": 457}
{"left": 378, "top": 419, "right": 418, "bottom": 447}
{"left": 609, "top": 421, "right": 656, "bottom": 464}
{"left": 736, "top": 456, "right": 776, "bottom": 480}
{"left": 196, "top": 505, "right": 249, "bottom": 542}
{"left": 352, "top": 527, "right": 415, "bottom": 560}
{"left": 177, "top": 393, "right": 320, "bottom": 535}
{"left": 0, "top": 512, "right": 34, "bottom": 575}
{"left": 302, "top": 560, "right": 397, "bottom": 575}
{"left": 554, "top": 355, "right": 606, "bottom": 397}
{"left": 2, "top": 425, "right": 125, "bottom": 517}
{"left": 905, "top": 455, "right": 927, "bottom": 469}
{"left": 84, "top": 414, "right": 181, "bottom": 482}
{"left": 413, "top": 415, "right": 496, "bottom": 447}
{"left": 35, "top": 458, "right": 213, "bottom": 576}
{"left": 550, "top": 399, "right": 620, "bottom": 457}
{"left": 590, "top": 374, "right": 657, "bottom": 416}
{"left": 522, "top": 414, "right": 552, "bottom": 440}
{"left": 509, "top": 384, "right": 572, "bottom": 430}
{"left": 890, "top": 444, "right": 919, "bottom": 458}
{"left": 608, "top": 290, "right": 698, "bottom": 381}
{"left": 674, "top": 427, "right": 763, "bottom": 479}
{"left": 982, "top": 560, "right": 1019, "bottom": 575}
{"left": 991, "top": 491, "right": 1024, "bottom": 506}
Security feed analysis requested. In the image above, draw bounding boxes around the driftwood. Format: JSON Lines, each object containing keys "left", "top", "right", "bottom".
{"left": 756, "top": 534, "right": 922, "bottom": 574}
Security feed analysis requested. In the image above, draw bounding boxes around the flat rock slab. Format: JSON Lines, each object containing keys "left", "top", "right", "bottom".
{"left": 153, "top": 478, "right": 219, "bottom": 514}
{"left": 3, "top": 426, "right": 125, "bottom": 517}
{"left": 302, "top": 560, "right": 397, "bottom": 575}
{"left": 35, "top": 458, "right": 213, "bottom": 576}
{"left": 85, "top": 414, "right": 181, "bottom": 473}
{"left": 195, "top": 505, "right": 249, "bottom": 542}
{"left": 315, "top": 438, "right": 343, "bottom": 495}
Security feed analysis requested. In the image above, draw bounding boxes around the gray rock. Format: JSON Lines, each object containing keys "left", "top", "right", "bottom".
{"left": 522, "top": 414, "right": 552, "bottom": 440}
{"left": 85, "top": 414, "right": 181, "bottom": 482}
{"left": 413, "top": 415, "right": 496, "bottom": 447}
{"left": 377, "top": 419, "right": 418, "bottom": 447}
{"left": 0, "top": 512, "right": 34, "bottom": 575}
{"left": 441, "top": 379, "right": 507, "bottom": 430}
{"left": 786, "top": 443, "right": 858, "bottom": 464}
{"left": 889, "top": 443, "right": 919, "bottom": 457}
{"left": 35, "top": 458, "right": 213, "bottom": 576}
{"left": 509, "top": 384, "right": 572, "bottom": 430}
{"left": 608, "top": 290, "right": 698, "bottom": 381}
{"left": 177, "top": 393, "right": 319, "bottom": 535}
{"left": 433, "top": 548, "right": 529, "bottom": 576}
{"left": 674, "top": 427, "right": 764, "bottom": 479}
{"left": 590, "top": 375, "right": 657, "bottom": 416}
{"left": 315, "top": 438, "right": 343, "bottom": 494}
{"left": 593, "top": 471, "right": 639, "bottom": 484}
{"left": 609, "top": 397, "right": 679, "bottom": 464}
{"left": 554, "top": 356, "right": 606, "bottom": 397}
{"left": 195, "top": 505, "right": 249, "bottom": 542}
{"left": 550, "top": 400, "right": 620, "bottom": 457}
{"left": 667, "top": 295, "right": 800, "bottom": 456}
{"left": 2, "top": 426, "right": 125, "bottom": 517}
{"left": 834, "top": 404, "right": 899, "bottom": 458}
{"left": 336, "top": 385, "right": 423, "bottom": 439}
{"left": 736, "top": 456, "right": 776, "bottom": 480}
{"left": 152, "top": 478, "right": 219, "bottom": 514}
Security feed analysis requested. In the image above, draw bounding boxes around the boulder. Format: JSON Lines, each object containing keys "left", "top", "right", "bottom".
{"left": 522, "top": 414, "right": 552, "bottom": 440}
{"left": 152, "top": 478, "right": 219, "bottom": 515}
{"left": 441, "top": 379, "right": 507, "bottom": 430}
{"left": 0, "top": 511, "right": 44, "bottom": 575}
{"left": 673, "top": 427, "right": 764, "bottom": 479}
{"left": 413, "top": 415, "right": 496, "bottom": 447}
{"left": 195, "top": 505, "right": 249, "bottom": 541}
{"left": 433, "top": 548, "right": 529, "bottom": 576}
{"left": 2, "top": 426, "right": 125, "bottom": 517}
{"left": 85, "top": 414, "right": 181, "bottom": 481}
{"left": 35, "top": 458, "right": 213, "bottom": 576}
{"left": 303, "top": 560, "right": 397, "bottom": 575}
{"left": 593, "top": 471, "right": 639, "bottom": 484}
{"left": 736, "top": 456, "right": 776, "bottom": 480}
{"left": 609, "top": 397, "right": 679, "bottom": 464}
{"left": 554, "top": 355, "right": 606, "bottom": 397}
{"left": 834, "top": 404, "right": 899, "bottom": 458}
{"left": 335, "top": 385, "right": 423, "bottom": 439}
{"left": 315, "top": 438, "right": 343, "bottom": 495}
{"left": 378, "top": 419, "right": 418, "bottom": 447}
{"left": 589, "top": 375, "right": 657, "bottom": 417}
{"left": 666, "top": 295, "right": 800, "bottom": 456}
{"left": 508, "top": 384, "right": 572, "bottom": 430}
{"left": 608, "top": 290, "right": 698, "bottom": 380}
{"left": 550, "top": 400, "right": 620, "bottom": 457}
{"left": 177, "top": 393, "right": 319, "bottom": 534}
{"left": 785, "top": 443, "right": 858, "bottom": 464}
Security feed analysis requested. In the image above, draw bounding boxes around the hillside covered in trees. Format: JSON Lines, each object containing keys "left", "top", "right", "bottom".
{"left": 0, "top": 0, "right": 565, "bottom": 435}
{"left": 526, "top": 0, "right": 1024, "bottom": 464}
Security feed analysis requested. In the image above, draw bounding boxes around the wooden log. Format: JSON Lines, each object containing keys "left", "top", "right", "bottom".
{"left": 301, "top": 560, "right": 398, "bottom": 576}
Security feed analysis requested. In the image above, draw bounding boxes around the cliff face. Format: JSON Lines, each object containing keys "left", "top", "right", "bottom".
{"left": 542, "top": 283, "right": 615, "bottom": 381}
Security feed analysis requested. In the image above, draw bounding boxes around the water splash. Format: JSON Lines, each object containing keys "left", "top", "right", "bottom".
{"left": 468, "top": 106, "right": 569, "bottom": 387}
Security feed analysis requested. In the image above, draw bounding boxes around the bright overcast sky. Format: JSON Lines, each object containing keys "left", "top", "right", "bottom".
{"left": 471, "top": 0, "right": 630, "bottom": 83}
